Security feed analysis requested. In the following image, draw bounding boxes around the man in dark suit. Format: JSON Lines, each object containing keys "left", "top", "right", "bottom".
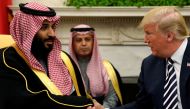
{"left": 88, "top": 6, "right": 190, "bottom": 109}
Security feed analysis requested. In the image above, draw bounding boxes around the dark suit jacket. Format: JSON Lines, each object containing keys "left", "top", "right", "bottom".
{"left": 114, "top": 38, "right": 190, "bottom": 109}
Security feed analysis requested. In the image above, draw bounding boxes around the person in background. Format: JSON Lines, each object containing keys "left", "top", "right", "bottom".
{"left": 0, "top": 2, "right": 95, "bottom": 109}
{"left": 89, "top": 6, "right": 190, "bottom": 109}
{"left": 69, "top": 24, "right": 126, "bottom": 108}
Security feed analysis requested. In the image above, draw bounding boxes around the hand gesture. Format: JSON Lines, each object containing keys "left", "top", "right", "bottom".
{"left": 87, "top": 99, "right": 104, "bottom": 109}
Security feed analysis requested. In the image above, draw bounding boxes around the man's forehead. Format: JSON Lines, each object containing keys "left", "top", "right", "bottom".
{"left": 75, "top": 34, "right": 93, "bottom": 38}
{"left": 144, "top": 23, "right": 157, "bottom": 29}
{"left": 42, "top": 20, "right": 54, "bottom": 25}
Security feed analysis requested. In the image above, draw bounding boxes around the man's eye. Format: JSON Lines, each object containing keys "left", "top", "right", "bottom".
{"left": 52, "top": 25, "right": 56, "bottom": 30}
{"left": 75, "top": 38, "right": 82, "bottom": 42}
{"left": 145, "top": 31, "right": 151, "bottom": 35}
{"left": 85, "top": 38, "right": 91, "bottom": 42}
{"left": 41, "top": 24, "right": 49, "bottom": 30}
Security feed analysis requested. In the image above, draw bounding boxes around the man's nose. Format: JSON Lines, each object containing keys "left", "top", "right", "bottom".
{"left": 144, "top": 35, "right": 148, "bottom": 43}
{"left": 82, "top": 39, "right": 86, "bottom": 45}
{"left": 48, "top": 27, "right": 55, "bottom": 37}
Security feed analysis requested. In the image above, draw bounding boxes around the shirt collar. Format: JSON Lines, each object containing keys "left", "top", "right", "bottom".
{"left": 171, "top": 38, "right": 187, "bottom": 64}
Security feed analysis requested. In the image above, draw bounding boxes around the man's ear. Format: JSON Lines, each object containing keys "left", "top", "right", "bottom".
{"left": 167, "top": 32, "right": 175, "bottom": 42}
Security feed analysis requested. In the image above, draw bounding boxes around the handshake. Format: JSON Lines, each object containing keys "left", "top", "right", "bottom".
{"left": 87, "top": 100, "right": 105, "bottom": 109}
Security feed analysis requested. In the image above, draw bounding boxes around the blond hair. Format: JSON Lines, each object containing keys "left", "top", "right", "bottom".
{"left": 139, "top": 6, "right": 189, "bottom": 40}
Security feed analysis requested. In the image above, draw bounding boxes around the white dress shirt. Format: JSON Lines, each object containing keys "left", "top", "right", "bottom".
{"left": 169, "top": 38, "right": 187, "bottom": 109}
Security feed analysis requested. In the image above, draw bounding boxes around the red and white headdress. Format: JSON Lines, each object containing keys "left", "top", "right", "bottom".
{"left": 69, "top": 24, "right": 109, "bottom": 97}
{"left": 10, "top": 2, "right": 72, "bottom": 95}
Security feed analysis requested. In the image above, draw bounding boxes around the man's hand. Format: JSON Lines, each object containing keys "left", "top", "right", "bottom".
{"left": 87, "top": 100, "right": 104, "bottom": 109}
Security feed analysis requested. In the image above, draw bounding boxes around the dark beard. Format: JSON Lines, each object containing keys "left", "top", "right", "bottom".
{"left": 31, "top": 35, "right": 53, "bottom": 60}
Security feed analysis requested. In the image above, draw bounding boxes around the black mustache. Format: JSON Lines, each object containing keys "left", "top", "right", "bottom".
{"left": 44, "top": 36, "right": 55, "bottom": 41}
{"left": 80, "top": 48, "right": 89, "bottom": 50}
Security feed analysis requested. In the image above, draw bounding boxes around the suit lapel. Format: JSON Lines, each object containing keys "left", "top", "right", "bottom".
{"left": 157, "top": 59, "right": 166, "bottom": 108}
{"left": 148, "top": 57, "right": 166, "bottom": 109}
{"left": 180, "top": 38, "right": 190, "bottom": 109}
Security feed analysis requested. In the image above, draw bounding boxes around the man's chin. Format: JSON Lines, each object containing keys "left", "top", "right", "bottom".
{"left": 45, "top": 44, "right": 53, "bottom": 51}
{"left": 151, "top": 51, "right": 157, "bottom": 56}
{"left": 79, "top": 53, "right": 92, "bottom": 57}
{"left": 152, "top": 52, "right": 164, "bottom": 58}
